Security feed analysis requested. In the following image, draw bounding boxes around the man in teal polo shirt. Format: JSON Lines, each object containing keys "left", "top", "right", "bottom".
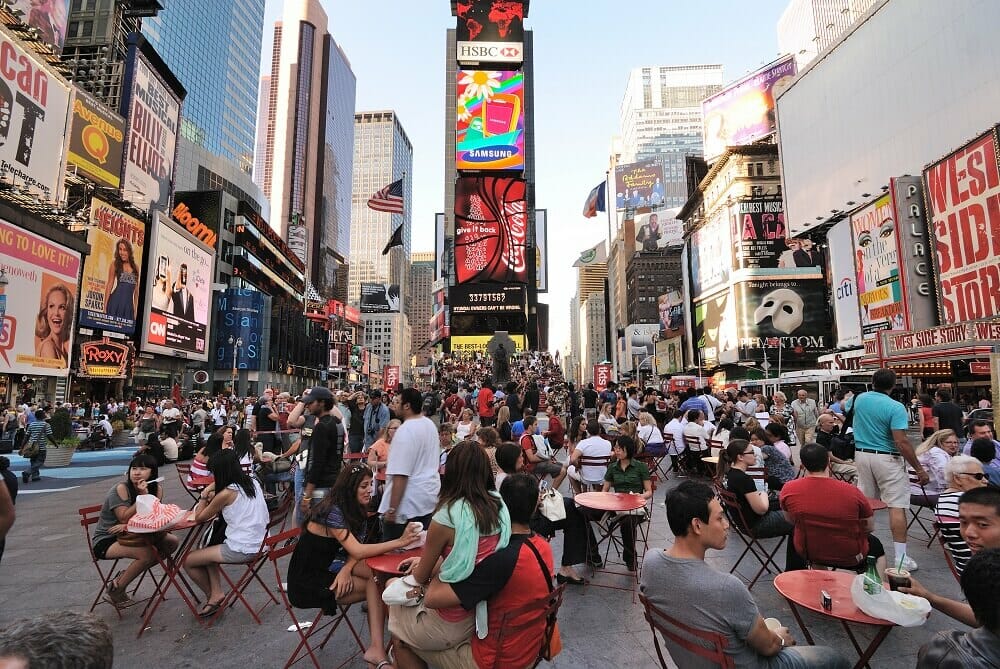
{"left": 850, "top": 368, "right": 929, "bottom": 571}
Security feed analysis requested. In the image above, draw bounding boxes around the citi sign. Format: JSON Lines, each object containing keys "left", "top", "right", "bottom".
{"left": 457, "top": 41, "right": 523, "bottom": 63}
{"left": 836, "top": 277, "right": 855, "bottom": 301}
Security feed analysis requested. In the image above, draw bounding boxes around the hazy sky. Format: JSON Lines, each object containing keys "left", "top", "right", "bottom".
{"left": 260, "top": 0, "right": 789, "bottom": 353}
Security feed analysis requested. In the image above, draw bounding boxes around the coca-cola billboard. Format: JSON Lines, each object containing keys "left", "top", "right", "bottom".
{"left": 454, "top": 177, "right": 527, "bottom": 284}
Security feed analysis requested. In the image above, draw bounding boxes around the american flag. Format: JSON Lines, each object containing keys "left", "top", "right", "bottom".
{"left": 367, "top": 177, "right": 405, "bottom": 214}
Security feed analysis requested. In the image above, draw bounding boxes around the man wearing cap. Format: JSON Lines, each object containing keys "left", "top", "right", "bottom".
{"left": 362, "top": 391, "right": 391, "bottom": 453}
{"left": 253, "top": 389, "right": 280, "bottom": 455}
{"left": 300, "top": 387, "right": 344, "bottom": 517}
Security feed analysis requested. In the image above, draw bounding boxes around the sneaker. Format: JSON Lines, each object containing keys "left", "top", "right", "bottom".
{"left": 104, "top": 579, "right": 130, "bottom": 606}
{"left": 21, "top": 472, "right": 29, "bottom": 483}
{"left": 898, "top": 555, "right": 919, "bottom": 572}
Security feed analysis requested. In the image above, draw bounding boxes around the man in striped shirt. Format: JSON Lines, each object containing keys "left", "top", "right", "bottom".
{"left": 18, "top": 408, "right": 55, "bottom": 483}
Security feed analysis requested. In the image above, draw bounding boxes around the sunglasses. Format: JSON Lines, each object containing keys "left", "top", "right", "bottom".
{"left": 957, "top": 472, "right": 987, "bottom": 480}
{"left": 742, "top": 450, "right": 755, "bottom": 456}
{"left": 350, "top": 464, "right": 371, "bottom": 475}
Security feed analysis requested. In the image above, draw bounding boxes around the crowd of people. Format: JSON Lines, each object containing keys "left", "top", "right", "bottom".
{"left": 2, "top": 354, "right": 1000, "bottom": 667}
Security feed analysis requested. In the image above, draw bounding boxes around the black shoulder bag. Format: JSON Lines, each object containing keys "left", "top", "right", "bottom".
{"left": 523, "top": 538, "right": 562, "bottom": 661}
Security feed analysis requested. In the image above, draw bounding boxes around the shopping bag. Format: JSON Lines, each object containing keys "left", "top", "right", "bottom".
{"left": 850, "top": 573, "right": 931, "bottom": 627}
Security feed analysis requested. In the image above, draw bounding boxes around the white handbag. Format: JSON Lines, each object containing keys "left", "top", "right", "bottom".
{"left": 532, "top": 433, "right": 555, "bottom": 459}
{"left": 539, "top": 487, "right": 566, "bottom": 522}
{"left": 381, "top": 574, "right": 423, "bottom": 607}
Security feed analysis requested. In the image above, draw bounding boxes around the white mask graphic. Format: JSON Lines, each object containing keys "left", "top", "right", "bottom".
{"left": 754, "top": 289, "right": 804, "bottom": 334}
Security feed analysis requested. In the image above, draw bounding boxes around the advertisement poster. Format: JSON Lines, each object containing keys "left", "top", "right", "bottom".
{"left": 449, "top": 284, "right": 525, "bottom": 314}
{"left": 535, "top": 208, "right": 547, "bottom": 292}
{"left": 0, "top": 28, "right": 72, "bottom": 202}
{"left": 121, "top": 49, "right": 181, "bottom": 213}
{"left": 79, "top": 339, "right": 131, "bottom": 378}
{"left": 851, "top": 193, "right": 906, "bottom": 340}
{"left": 923, "top": 128, "right": 1000, "bottom": 322}
{"left": 9, "top": 0, "right": 69, "bottom": 52}
{"left": 693, "top": 290, "right": 736, "bottom": 368}
{"left": 213, "top": 288, "right": 265, "bottom": 371}
{"left": 593, "top": 363, "right": 612, "bottom": 392}
{"left": 0, "top": 219, "right": 81, "bottom": 376}
{"left": 734, "top": 276, "right": 829, "bottom": 361}
{"left": 702, "top": 55, "right": 796, "bottom": 162}
{"left": 450, "top": 334, "right": 526, "bottom": 356}
{"left": 454, "top": 176, "right": 527, "bottom": 283}
{"left": 67, "top": 89, "right": 126, "bottom": 189}
{"left": 79, "top": 199, "right": 145, "bottom": 334}
{"left": 654, "top": 338, "right": 684, "bottom": 376}
{"left": 360, "top": 283, "right": 401, "bottom": 313}
{"left": 826, "top": 219, "right": 863, "bottom": 348}
{"left": 614, "top": 160, "right": 666, "bottom": 210}
{"left": 625, "top": 323, "right": 660, "bottom": 371}
{"left": 455, "top": 0, "right": 524, "bottom": 65}
{"left": 657, "top": 290, "right": 684, "bottom": 338}
{"left": 383, "top": 365, "right": 400, "bottom": 393}
{"left": 689, "top": 212, "right": 732, "bottom": 298}
{"left": 456, "top": 70, "right": 524, "bottom": 171}
{"left": 735, "top": 199, "right": 785, "bottom": 269}
{"left": 634, "top": 210, "right": 683, "bottom": 251}
{"left": 140, "top": 214, "right": 214, "bottom": 361}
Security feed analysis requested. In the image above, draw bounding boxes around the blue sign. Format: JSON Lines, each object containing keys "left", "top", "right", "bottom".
{"left": 213, "top": 288, "right": 265, "bottom": 371}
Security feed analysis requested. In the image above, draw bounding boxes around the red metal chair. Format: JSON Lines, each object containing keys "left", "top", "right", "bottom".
{"left": 207, "top": 490, "right": 295, "bottom": 625}
{"left": 715, "top": 486, "right": 786, "bottom": 589}
{"left": 79, "top": 505, "right": 147, "bottom": 618}
{"left": 907, "top": 468, "right": 939, "bottom": 546}
{"left": 794, "top": 512, "right": 869, "bottom": 571}
{"left": 933, "top": 521, "right": 961, "bottom": 583}
{"left": 266, "top": 527, "right": 364, "bottom": 669}
{"left": 486, "top": 584, "right": 566, "bottom": 669}
{"left": 640, "top": 594, "right": 734, "bottom": 669}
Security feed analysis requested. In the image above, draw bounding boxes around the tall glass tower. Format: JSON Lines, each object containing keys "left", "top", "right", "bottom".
{"left": 142, "top": 0, "right": 264, "bottom": 176}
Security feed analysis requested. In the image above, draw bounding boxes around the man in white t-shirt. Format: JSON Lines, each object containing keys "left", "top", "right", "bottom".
{"left": 568, "top": 419, "right": 613, "bottom": 493}
{"left": 379, "top": 388, "right": 442, "bottom": 541}
{"left": 160, "top": 400, "right": 181, "bottom": 437}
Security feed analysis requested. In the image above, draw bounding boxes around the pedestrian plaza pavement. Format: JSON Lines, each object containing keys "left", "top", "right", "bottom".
{"left": 0, "top": 448, "right": 970, "bottom": 668}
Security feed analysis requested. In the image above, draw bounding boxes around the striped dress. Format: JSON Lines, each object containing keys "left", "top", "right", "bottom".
{"left": 935, "top": 491, "right": 972, "bottom": 574}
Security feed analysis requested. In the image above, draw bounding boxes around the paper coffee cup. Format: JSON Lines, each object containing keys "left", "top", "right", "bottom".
{"left": 764, "top": 617, "right": 781, "bottom": 631}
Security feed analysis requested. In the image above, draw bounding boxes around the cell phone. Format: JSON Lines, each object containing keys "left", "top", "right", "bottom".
{"left": 482, "top": 93, "right": 519, "bottom": 136}
{"left": 179, "top": 264, "right": 188, "bottom": 285}
{"left": 156, "top": 256, "right": 168, "bottom": 280}
{"left": 538, "top": 479, "right": 550, "bottom": 492}
{"left": 328, "top": 558, "right": 346, "bottom": 575}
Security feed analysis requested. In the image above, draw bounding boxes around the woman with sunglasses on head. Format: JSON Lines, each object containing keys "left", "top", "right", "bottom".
{"left": 368, "top": 419, "right": 400, "bottom": 499}
{"left": 184, "top": 449, "right": 269, "bottom": 618}
{"left": 935, "top": 455, "right": 988, "bottom": 574}
{"left": 287, "top": 463, "right": 421, "bottom": 669}
{"left": 91, "top": 454, "right": 179, "bottom": 608}
{"left": 912, "top": 429, "right": 958, "bottom": 501}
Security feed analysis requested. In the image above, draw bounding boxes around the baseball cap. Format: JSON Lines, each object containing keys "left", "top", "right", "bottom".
{"left": 369, "top": 390, "right": 383, "bottom": 399}
{"left": 306, "top": 386, "right": 333, "bottom": 402}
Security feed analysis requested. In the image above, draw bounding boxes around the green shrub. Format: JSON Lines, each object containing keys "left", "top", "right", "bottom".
{"left": 50, "top": 407, "right": 73, "bottom": 441}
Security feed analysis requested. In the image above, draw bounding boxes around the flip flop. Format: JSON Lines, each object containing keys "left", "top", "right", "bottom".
{"left": 197, "top": 601, "right": 223, "bottom": 618}
{"left": 366, "top": 662, "right": 392, "bottom": 669}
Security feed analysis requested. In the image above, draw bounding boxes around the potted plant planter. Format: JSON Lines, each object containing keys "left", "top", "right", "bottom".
{"left": 45, "top": 438, "right": 79, "bottom": 467}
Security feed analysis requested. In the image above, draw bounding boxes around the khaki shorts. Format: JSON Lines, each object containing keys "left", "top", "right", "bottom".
{"left": 388, "top": 603, "right": 473, "bottom": 653}
{"left": 855, "top": 451, "right": 910, "bottom": 508}
{"left": 413, "top": 642, "right": 475, "bottom": 669}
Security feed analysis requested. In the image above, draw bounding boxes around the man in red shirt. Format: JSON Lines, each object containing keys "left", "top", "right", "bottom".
{"left": 476, "top": 381, "right": 496, "bottom": 427}
{"left": 542, "top": 405, "right": 565, "bottom": 452}
{"left": 780, "top": 442, "right": 886, "bottom": 572}
{"left": 442, "top": 386, "right": 465, "bottom": 422}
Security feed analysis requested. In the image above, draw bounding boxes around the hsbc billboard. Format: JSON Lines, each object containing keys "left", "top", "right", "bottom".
{"left": 455, "top": 0, "right": 524, "bottom": 66}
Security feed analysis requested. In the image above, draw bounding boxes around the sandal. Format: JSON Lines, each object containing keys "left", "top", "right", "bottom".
{"left": 366, "top": 661, "right": 392, "bottom": 669}
{"left": 197, "top": 600, "right": 224, "bottom": 618}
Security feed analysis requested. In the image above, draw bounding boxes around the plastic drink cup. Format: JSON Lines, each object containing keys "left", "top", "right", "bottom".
{"left": 885, "top": 568, "right": 911, "bottom": 591}
{"left": 763, "top": 617, "right": 781, "bottom": 631}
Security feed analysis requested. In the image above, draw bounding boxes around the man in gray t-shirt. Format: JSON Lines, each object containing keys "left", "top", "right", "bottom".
{"left": 640, "top": 481, "right": 848, "bottom": 669}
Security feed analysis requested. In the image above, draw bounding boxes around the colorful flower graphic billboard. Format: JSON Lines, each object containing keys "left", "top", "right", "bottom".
{"left": 456, "top": 70, "right": 525, "bottom": 171}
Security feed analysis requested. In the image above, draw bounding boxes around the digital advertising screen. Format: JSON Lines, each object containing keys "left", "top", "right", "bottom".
{"left": 140, "top": 214, "right": 214, "bottom": 361}
{"left": 734, "top": 276, "right": 829, "bottom": 362}
{"left": 454, "top": 176, "right": 527, "bottom": 284}
{"left": 614, "top": 161, "right": 666, "bottom": 210}
{"left": 455, "top": 0, "right": 524, "bottom": 65}
{"left": 456, "top": 69, "right": 525, "bottom": 171}
{"left": 213, "top": 288, "right": 266, "bottom": 371}
{"left": 78, "top": 198, "right": 146, "bottom": 335}
{"left": 360, "top": 283, "right": 402, "bottom": 313}
{"left": 0, "top": 219, "right": 81, "bottom": 377}
{"left": 449, "top": 284, "right": 526, "bottom": 315}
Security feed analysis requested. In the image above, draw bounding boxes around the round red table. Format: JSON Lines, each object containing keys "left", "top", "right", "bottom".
{"left": 773, "top": 570, "right": 895, "bottom": 669}
{"left": 575, "top": 491, "right": 647, "bottom": 513}
{"left": 365, "top": 547, "right": 423, "bottom": 578}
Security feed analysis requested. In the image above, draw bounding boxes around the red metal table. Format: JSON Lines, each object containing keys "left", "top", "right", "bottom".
{"left": 773, "top": 570, "right": 895, "bottom": 669}
{"left": 365, "top": 547, "right": 423, "bottom": 580}
{"left": 133, "top": 511, "right": 212, "bottom": 637}
{"left": 576, "top": 492, "right": 648, "bottom": 597}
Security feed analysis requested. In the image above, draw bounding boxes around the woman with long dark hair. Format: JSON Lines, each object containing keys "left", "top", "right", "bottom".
{"left": 287, "top": 464, "right": 420, "bottom": 669}
{"left": 601, "top": 435, "right": 652, "bottom": 572}
{"left": 91, "top": 454, "right": 179, "bottom": 607}
{"left": 391, "top": 441, "right": 511, "bottom": 653}
{"left": 104, "top": 238, "right": 138, "bottom": 323}
{"left": 184, "top": 449, "right": 268, "bottom": 618}
{"left": 187, "top": 425, "right": 228, "bottom": 481}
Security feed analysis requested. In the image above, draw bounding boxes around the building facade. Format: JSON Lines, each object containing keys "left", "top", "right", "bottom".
{"left": 619, "top": 65, "right": 724, "bottom": 208}
{"left": 777, "top": 0, "right": 878, "bottom": 68}
{"left": 579, "top": 292, "right": 607, "bottom": 385}
{"left": 362, "top": 313, "right": 411, "bottom": 373}
{"left": 349, "top": 111, "right": 413, "bottom": 307}
{"left": 625, "top": 251, "right": 683, "bottom": 326}
{"left": 260, "top": 0, "right": 357, "bottom": 299}
{"left": 409, "top": 252, "right": 436, "bottom": 367}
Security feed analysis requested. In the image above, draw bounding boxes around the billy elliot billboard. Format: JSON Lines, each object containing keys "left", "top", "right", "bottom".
{"left": 455, "top": 0, "right": 524, "bottom": 65}
{"left": 456, "top": 69, "right": 525, "bottom": 171}
{"left": 614, "top": 160, "right": 666, "bottom": 210}
{"left": 454, "top": 176, "right": 527, "bottom": 284}
{"left": 923, "top": 126, "right": 1000, "bottom": 323}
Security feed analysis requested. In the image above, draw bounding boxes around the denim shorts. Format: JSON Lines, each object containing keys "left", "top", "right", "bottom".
{"left": 220, "top": 543, "right": 258, "bottom": 564}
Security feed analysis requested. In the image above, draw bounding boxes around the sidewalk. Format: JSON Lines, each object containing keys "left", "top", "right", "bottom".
{"left": 0, "top": 454, "right": 968, "bottom": 668}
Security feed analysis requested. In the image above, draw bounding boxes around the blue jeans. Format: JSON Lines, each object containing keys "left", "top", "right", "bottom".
{"left": 293, "top": 463, "right": 305, "bottom": 525}
{"left": 25, "top": 449, "right": 46, "bottom": 480}
{"left": 769, "top": 645, "right": 850, "bottom": 668}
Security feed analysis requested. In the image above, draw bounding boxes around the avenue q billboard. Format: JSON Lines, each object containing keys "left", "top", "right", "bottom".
{"left": 923, "top": 126, "right": 1000, "bottom": 323}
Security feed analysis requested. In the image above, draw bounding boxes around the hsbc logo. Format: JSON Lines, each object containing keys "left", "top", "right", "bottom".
{"left": 149, "top": 313, "right": 167, "bottom": 345}
{"left": 457, "top": 41, "right": 523, "bottom": 64}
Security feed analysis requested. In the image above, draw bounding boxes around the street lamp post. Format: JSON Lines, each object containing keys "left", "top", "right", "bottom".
{"left": 228, "top": 335, "right": 243, "bottom": 397}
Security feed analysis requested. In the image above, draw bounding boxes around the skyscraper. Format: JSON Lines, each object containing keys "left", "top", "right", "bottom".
{"left": 619, "top": 65, "right": 724, "bottom": 208}
{"left": 409, "top": 251, "right": 436, "bottom": 366}
{"left": 778, "top": 0, "right": 878, "bottom": 68}
{"left": 260, "top": 0, "right": 357, "bottom": 299}
{"left": 349, "top": 111, "right": 413, "bottom": 307}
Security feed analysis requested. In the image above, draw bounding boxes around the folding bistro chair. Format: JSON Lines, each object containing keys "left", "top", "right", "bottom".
{"left": 79, "top": 505, "right": 148, "bottom": 619}
{"left": 715, "top": 486, "right": 786, "bottom": 589}
{"left": 907, "top": 467, "right": 939, "bottom": 546}
{"left": 933, "top": 521, "right": 961, "bottom": 583}
{"left": 207, "top": 490, "right": 295, "bottom": 625}
{"left": 794, "top": 512, "right": 869, "bottom": 571}
{"left": 640, "top": 594, "right": 734, "bottom": 669}
{"left": 266, "top": 528, "right": 364, "bottom": 669}
{"left": 174, "top": 463, "right": 202, "bottom": 503}
{"left": 573, "top": 454, "right": 612, "bottom": 494}
{"left": 683, "top": 436, "right": 709, "bottom": 477}
{"left": 486, "top": 585, "right": 566, "bottom": 669}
